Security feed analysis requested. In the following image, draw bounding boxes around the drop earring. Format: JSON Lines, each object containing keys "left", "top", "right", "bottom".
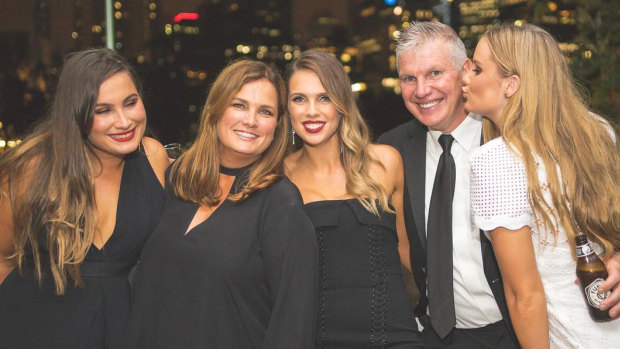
{"left": 291, "top": 128, "right": 296, "bottom": 145}
{"left": 339, "top": 113, "right": 344, "bottom": 154}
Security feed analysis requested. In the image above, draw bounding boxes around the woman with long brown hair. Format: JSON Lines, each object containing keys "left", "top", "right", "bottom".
{"left": 285, "top": 49, "right": 422, "bottom": 347}
{"left": 0, "top": 48, "right": 169, "bottom": 348}
{"left": 126, "top": 59, "right": 317, "bottom": 348}
{"left": 463, "top": 24, "right": 620, "bottom": 348}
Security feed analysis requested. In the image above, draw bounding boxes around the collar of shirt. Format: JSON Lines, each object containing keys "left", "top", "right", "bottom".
{"left": 427, "top": 113, "right": 482, "bottom": 155}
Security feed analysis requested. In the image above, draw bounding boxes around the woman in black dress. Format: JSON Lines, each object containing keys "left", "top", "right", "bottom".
{"left": 285, "top": 50, "right": 423, "bottom": 348}
{"left": 127, "top": 59, "right": 318, "bottom": 348}
{"left": 0, "top": 49, "right": 169, "bottom": 348}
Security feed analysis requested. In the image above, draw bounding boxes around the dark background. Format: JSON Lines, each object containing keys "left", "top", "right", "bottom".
{"left": 1, "top": 0, "right": 618, "bottom": 148}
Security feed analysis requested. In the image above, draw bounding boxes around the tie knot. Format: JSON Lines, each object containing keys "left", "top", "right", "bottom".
{"left": 438, "top": 134, "right": 454, "bottom": 153}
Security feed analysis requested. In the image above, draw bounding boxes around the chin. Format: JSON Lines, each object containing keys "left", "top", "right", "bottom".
{"left": 234, "top": 148, "right": 265, "bottom": 160}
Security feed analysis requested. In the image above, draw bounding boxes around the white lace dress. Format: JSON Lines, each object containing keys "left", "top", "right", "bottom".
{"left": 470, "top": 138, "right": 620, "bottom": 349}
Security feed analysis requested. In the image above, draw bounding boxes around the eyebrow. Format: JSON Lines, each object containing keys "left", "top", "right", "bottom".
{"left": 399, "top": 65, "right": 447, "bottom": 76}
{"left": 233, "top": 97, "right": 276, "bottom": 110}
{"left": 95, "top": 93, "right": 139, "bottom": 107}
{"left": 289, "top": 90, "right": 327, "bottom": 96}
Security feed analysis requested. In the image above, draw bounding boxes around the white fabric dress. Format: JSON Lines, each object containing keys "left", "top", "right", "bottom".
{"left": 470, "top": 137, "right": 620, "bottom": 349}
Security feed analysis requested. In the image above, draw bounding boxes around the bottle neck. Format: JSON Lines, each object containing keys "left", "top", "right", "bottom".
{"left": 576, "top": 241, "right": 595, "bottom": 258}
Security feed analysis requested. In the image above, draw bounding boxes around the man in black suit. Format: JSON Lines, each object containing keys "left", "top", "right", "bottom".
{"left": 380, "top": 21, "right": 620, "bottom": 349}
{"left": 379, "top": 21, "right": 518, "bottom": 348}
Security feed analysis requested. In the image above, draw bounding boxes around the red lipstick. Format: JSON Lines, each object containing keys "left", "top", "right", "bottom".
{"left": 302, "top": 121, "right": 325, "bottom": 134}
{"left": 109, "top": 129, "right": 136, "bottom": 142}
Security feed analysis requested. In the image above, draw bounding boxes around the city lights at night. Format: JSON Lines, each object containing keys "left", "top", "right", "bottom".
{"left": 1, "top": 0, "right": 619, "bottom": 145}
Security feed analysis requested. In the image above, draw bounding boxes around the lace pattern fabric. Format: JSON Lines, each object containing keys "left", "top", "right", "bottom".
{"left": 470, "top": 138, "right": 620, "bottom": 348}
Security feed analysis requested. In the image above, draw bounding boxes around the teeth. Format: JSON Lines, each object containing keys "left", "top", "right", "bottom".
{"left": 419, "top": 100, "right": 440, "bottom": 109}
{"left": 235, "top": 130, "right": 257, "bottom": 138}
{"left": 110, "top": 131, "right": 133, "bottom": 139}
{"left": 304, "top": 122, "right": 324, "bottom": 130}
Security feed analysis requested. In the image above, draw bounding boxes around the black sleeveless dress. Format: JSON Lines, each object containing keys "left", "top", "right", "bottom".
{"left": 0, "top": 150, "right": 165, "bottom": 349}
{"left": 304, "top": 199, "right": 423, "bottom": 348}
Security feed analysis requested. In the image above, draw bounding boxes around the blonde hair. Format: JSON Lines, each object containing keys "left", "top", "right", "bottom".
{"left": 483, "top": 24, "right": 620, "bottom": 258}
{"left": 0, "top": 48, "right": 140, "bottom": 294}
{"left": 287, "top": 49, "right": 390, "bottom": 215}
{"left": 170, "top": 59, "right": 288, "bottom": 205}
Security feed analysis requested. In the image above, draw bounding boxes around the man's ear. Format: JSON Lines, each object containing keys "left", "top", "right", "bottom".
{"left": 462, "top": 58, "right": 472, "bottom": 74}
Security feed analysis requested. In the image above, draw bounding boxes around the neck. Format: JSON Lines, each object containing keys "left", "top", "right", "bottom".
{"left": 488, "top": 109, "right": 503, "bottom": 129}
{"left": 90, "top": 151, "right": 125, "bottom": 176}
{"left": 298, "top": 137, "right": 342, "bottom": 172}
{"left": 445, "top": 108, "right": 469, "bottom": 133}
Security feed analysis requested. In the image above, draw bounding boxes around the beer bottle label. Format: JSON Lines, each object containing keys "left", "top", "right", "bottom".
{"left": 576, "top": 243, "right": 594, "bottom": 257}
{"left": 584, "top": 278, "right": 610, "bottom": 308}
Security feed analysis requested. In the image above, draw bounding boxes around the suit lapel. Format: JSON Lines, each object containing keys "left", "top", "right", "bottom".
{"left": 402, "top": 126, "right": 428, "bottom": 250}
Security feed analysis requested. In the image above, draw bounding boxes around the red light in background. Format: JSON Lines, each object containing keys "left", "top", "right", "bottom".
{"left": 174, "top": 12, "right": 199, "bottom": 23}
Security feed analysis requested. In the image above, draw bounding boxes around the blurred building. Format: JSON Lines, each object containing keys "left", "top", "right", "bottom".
{"left": 497, "top": 0, "right": 579, "bottom": 55}
{"left": 69, "top": 0, "right": 161, "bottom": 59}
{"left": 144, "top": 0, "right": 299, "bottom": 143}
{"left": 0, "top": 0, "right": 601, "bottom": 145}
{"left": 457, "top": 0, "right": 578, "bottom": 54}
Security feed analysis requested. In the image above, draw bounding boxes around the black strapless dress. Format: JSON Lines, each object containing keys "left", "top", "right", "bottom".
{"left": 0, "top": 150, "right": 165, "bottom": 349}
{"left": 305, "top": 199, "right": 423, "bottom": 348}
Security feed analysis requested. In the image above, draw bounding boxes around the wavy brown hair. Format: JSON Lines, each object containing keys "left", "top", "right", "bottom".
{"left": 0, "top": 48, "right": 141, "bottom": 294}
{"left": 483, "top": 24, "right": 620, "bottom": 258}
{"left": 287, "top": 49, "right": 390, "bottom": 215}
{"left": 170, "top": 59, "right": 288, "bottom": 205}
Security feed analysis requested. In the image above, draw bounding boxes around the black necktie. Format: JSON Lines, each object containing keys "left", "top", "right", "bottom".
{"left": 427, "top": 134, "right": 456, "bottom": 339}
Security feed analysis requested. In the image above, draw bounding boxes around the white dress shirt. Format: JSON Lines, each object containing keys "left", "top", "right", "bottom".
{"left": 425, "top": 113, "right": 503, "bottom": 328}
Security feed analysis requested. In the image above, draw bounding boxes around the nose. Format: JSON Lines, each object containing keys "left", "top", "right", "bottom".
{"left": 242, "top": 109, "right": 258, "bottom": 127}
{"left": 114, "top": 110, "right": 132, "bottom": 129}
{"left": 306, "top": 100, "right": 319, "bottom": 117}
{"left": 414, "top": 78, "right": 431, "bottom": 99}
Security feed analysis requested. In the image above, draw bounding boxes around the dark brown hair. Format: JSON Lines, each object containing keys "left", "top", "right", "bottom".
{"left": 0, "top": 48, "right": 141, "bottom": 294}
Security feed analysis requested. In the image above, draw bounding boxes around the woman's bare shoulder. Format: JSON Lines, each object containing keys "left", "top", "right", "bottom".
{"left": 141, "top": 137, "right": 169, "bottom": 186}
{"left": 368, "top": 143, "right": 402, "bottom": 171}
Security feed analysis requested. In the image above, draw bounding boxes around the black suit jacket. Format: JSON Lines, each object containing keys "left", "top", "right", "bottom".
{"left": 378, "top": 118, "right": 518, "bottom": 343}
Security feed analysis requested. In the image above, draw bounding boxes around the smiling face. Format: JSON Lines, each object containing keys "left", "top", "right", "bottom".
{"left": 216, "top": 78, "right": 278, "bottom": 168}
{"left": 88, "top": 71, "right": 146, "bottom": 160}
{"left": 398, "top": 39, "right": 468, "bottom": 133}
{"left": 288, "top": 69, "right": 340, "bottom": 149}
{"left": 462, "top": 37, "right": 509, "bottom": 125}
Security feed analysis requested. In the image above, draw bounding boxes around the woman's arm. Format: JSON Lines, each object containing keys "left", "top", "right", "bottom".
{"left": 0, "top": 177, "right": 16, "bottom": 284}
{"left": 387, "top": 147, "right": 411, "bottom": 272}
{"left": 142, "top": 136, "right": 170, "bottom": 187}
{"left": 372, "top": 144, "right": 411, "bottom": 272}
{"left": 490, "top": 225, "right": 549, "bottom": 349}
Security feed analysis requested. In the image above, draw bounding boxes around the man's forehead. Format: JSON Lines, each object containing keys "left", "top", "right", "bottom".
{"left": 398, "top": 51, "right": 454, "bottom": 75}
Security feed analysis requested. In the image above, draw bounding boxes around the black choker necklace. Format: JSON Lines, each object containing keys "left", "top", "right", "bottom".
{"left": 219, "top": 163, "right": 253, "bottom": 176}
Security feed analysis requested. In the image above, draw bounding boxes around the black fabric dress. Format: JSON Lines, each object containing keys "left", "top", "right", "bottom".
{"left": 305, "top": 199, "right": 423, "bottom": 348}
{"left": 0, "top": 150, "right": 165, "bottom": 349}
{"left": 126, "top": 165, "right": 318, "bottom": 349}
